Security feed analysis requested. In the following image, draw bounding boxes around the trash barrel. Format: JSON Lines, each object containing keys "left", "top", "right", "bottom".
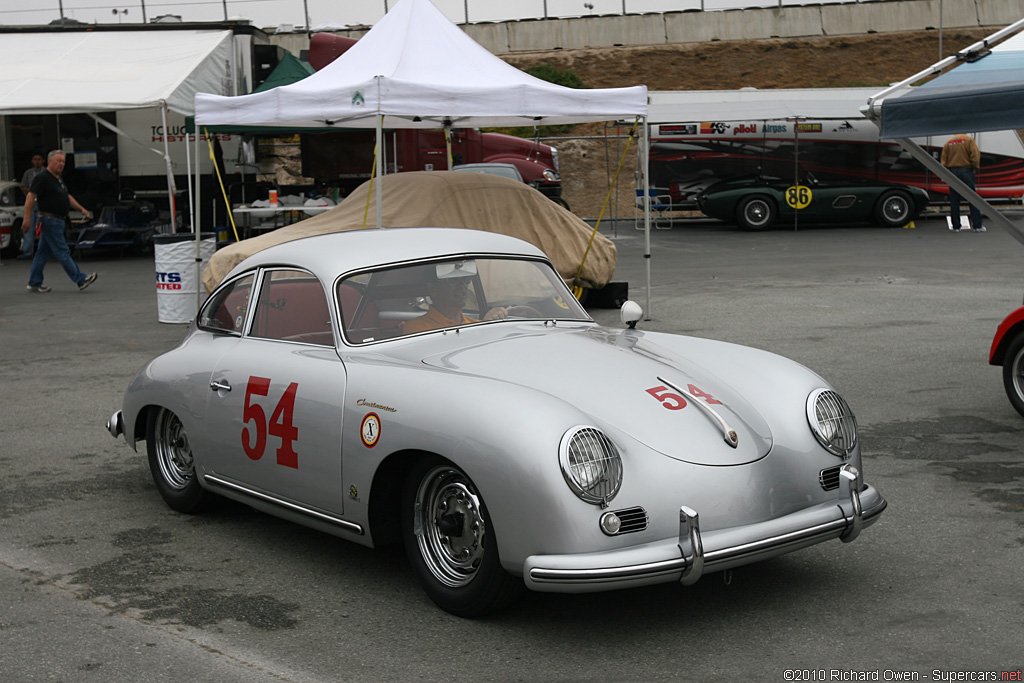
{"left": 153, "top": 232, "right": 217, "bottom": 324}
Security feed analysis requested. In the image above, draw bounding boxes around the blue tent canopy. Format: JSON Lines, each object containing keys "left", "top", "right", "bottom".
{"left": 874, "top": 25, "right": 1024, "bottom": 139}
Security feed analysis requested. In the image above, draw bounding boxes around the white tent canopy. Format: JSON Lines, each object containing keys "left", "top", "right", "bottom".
{"left": 0, "top": 29, "right": 233, "bottom": 115}
{"left": 648, "top": 87, "right": 880, "bottom": 124}
{"left": 194, "top": 0, "right": 646, "bottom": 129}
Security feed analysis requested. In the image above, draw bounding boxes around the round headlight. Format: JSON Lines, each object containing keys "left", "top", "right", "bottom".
{"left": 806, "top": 389, "right": 858, "bottom": 458}
{"left": 542, "top": 168, "right": 559, "bottom": 182}
{"left": 559, "top": 426, "right": 622, "bottom": 506}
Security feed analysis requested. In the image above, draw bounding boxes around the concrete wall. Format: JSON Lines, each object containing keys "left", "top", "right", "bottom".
{"left": 268, "top": 0, "right": 1023, "bottom": 56}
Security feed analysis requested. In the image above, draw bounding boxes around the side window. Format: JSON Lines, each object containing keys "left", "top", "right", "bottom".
{"left": 250, "top": 269, "right": 333, "bottom": 344}
{"left": 199, "top": 274, "right": 255, "bottom": 333}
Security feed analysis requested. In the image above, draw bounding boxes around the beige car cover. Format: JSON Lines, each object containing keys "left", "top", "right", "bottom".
{"left": 202, "top": 171, "right": 617, "bottom": 294}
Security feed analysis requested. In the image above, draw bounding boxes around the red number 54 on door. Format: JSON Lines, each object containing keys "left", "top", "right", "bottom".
{"left": 242, "top": 375, "right": 299, "bottom": 468}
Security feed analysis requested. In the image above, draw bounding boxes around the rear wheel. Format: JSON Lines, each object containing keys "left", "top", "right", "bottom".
{"left": 1002, "top": 333, "right": 1024, "bottom": 418}
{"left": 873, "top": 190, "right": 913, "bottom": 227}
{"left": 402, "top": 457, "right": 521, "bottom": 617}
{"left": 146, "top": 408, "right": 210, "bottom": 513}
{"left": 736, "top": 194, "right": 776, "bottom": 230}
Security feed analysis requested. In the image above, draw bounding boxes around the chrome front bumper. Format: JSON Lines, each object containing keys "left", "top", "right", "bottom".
{"left": 524, "top": 464, "right": 886, "bottom": 593}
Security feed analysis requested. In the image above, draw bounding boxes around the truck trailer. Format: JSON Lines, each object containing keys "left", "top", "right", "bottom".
{"left": 647, "top": 88, "right": 1024, "bottom": 208}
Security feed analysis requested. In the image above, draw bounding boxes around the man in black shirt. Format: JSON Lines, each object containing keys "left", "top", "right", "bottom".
{"left": 23, "top": 150, "right": 97, "bottom": 293}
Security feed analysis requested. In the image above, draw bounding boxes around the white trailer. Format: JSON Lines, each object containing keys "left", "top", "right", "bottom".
{"left": 647, "top": 88, "right": 1024, "bottom": 206}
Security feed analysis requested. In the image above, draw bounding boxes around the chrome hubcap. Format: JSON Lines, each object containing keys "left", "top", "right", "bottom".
{"left": 155, "top": 410, "right": 194, "bottom": 490}
{"left": 415, "top": 466, "right": 486, "bottom": 588}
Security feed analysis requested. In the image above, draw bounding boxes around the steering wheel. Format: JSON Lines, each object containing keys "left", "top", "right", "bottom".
{"left": 505, "top": 305, "right": 543, "bottom": 318}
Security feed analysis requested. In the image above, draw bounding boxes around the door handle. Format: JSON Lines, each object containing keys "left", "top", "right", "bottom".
{"left": 210, "top": 380, "right": 231, "bottom": 392}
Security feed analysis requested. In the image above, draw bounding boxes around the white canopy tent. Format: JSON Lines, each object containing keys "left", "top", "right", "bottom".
{"left": 0, "top": 29, "right": 235, "bottom": 235}
{"left": 0, "top": 29, "right": 233, "bottom": 115}
{"left": 194, "top": 0, "right": 652, "bottom": 311}
{"left": 648, "top": 87, "right": 881, "bottom": 124}
{"left": 864, "top": 19, "right": 1024, "bottom": 244}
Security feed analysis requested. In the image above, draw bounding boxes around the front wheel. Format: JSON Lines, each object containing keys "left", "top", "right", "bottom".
{"left": 1002, "top": 334, "right": 1024, "bottom": 418}
{"left": 736, "top": 194, "right": 776, "bottom": 230}
{"left": 402, "top": 457, "right": 521, "bottom": 617}
{"left": 873, "top": 190, "right": 913, "bottom": 227}
{"left": 3, "top": 219, "right": 23, "bottom": 257}
{"left": 146, "top": 408, "right": 210, "bottom": 513}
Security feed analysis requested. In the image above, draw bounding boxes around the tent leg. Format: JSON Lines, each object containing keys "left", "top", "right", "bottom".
{"left": 185, "top": 132, "right": 201, "bottom": 314}
{"left": 642, "top": 117, "right": 652, "bottom": 321}
{"left": 375, "top": 113, "right": 383, "bottom": 229}
{"left": 894, "top": 137, "right": 1024, "bottom": 245}
{"left": 160, "top": 104, "right": 178, "bottom": 234}
{"left": 195, "top": 128, "right": 203, "bottom": 304}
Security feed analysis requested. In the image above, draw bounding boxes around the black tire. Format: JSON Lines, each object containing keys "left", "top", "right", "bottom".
{"left": 552, "top": 197, "right": 571, "bottom": 211}
{"left": 873, "top": 190, "right": 913, "bottom": 227}
{"left": 3, "top": 219, "right": 23, "bottom": 257}
{"left": 736, "top": 194, "right": 776, "bottom": 230}
{"left": 146, "top": 408, "right": 210, "bottom": 513}
{"left": 1002, "top": 333, "right": 1024, "bottom": 418}
{"left": 401, "top": 457, "right": 521, "bottom": 617}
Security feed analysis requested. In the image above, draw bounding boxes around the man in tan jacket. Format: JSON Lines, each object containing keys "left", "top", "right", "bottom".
{"left": 940, "top": 133, "right": 984, "bottom": 232}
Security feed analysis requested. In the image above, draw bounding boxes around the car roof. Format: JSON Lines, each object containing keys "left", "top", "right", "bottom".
{"left": 229, "top": 226, "right": 549, "bottom": 282}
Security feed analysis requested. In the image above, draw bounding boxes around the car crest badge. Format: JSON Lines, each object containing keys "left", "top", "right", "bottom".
{"left": 361, "top": 412, "right": 381, "bottom": 448}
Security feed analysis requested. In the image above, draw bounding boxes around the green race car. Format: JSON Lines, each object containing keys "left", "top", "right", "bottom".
{"left": 695, "top": 173, "right": 930, "bottom": 230}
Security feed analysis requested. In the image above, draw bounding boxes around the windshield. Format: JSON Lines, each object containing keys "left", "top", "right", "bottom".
{"left": 338, "top": 257, "right": 590, "bottom": 344}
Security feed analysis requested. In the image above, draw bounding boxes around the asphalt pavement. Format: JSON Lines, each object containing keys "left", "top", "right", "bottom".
{"left": 1, "top": 215, "right": 1022, "bottom": 681}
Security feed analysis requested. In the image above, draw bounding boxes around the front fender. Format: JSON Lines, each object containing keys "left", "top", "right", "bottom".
{"left": 340, "top": 356, "right": 610, "bottom": 572}
{"left": 990, "top": 305, "right": 1024, "bottom": 365}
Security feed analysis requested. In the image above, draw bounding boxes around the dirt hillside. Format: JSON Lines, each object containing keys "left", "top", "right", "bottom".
{"left": 499, "top": 28, "right": 995, "bottom": 218}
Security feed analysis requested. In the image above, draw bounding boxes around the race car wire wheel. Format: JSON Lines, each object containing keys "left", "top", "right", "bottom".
{"left": 881, "top": 195, "right": 910, "bottom": 222}
{"left": 414, "top": 465, "right": 488, "bottom": 589}
{"left": 735, "top": 194, "right": 777, "bottom": 230}
{"left": 152, "top": 409, "right": 195, "bottom": 490}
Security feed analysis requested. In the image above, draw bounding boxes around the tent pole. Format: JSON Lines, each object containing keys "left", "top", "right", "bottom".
{"left": 195, "top": 128, "right": 203, "bottom": 306}
{"left": 642, "top": 117, "right": 652, "bottom": 320}
{"left": 376, "top": 112, "right": 384, "bottom": 229}
{"left": 894, "top": 137, "right": 1024, "bottom": 246}
{"left": 184, "top": 131, "right": 200, "bottom": 313}
{"left": 445, "top": 123, "right": 453, "bottom": 169}
{"left": 160, "top": 104, "right": 178, "bottom": 234}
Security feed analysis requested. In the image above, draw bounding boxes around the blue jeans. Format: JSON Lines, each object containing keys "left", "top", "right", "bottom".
{"left": 18, "top": 207, "right": 38, "bottom": 258}
{"left": 28, "top": 215, "right": 86, "bottom": 287}
{"left": 948, "top": 166, "right": 982, "bottom": 230}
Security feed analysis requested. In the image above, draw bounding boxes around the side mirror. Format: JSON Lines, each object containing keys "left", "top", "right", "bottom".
{"left": 620, "top": 300, "right": 643, "bottom": 329}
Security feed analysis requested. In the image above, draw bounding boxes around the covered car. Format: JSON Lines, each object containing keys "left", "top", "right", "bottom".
{"left": 203, "top": 171, "right": 615, "bottom": 294}
{"left": 108, "top": 227, "right": 885, "bottom": 617}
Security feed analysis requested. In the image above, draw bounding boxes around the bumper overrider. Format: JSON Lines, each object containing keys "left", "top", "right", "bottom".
{"left": 107, "top": 410, "right": 124, "bottom": 440}
{"left": 524, "top": 465, "right": 885, "bottom": 592}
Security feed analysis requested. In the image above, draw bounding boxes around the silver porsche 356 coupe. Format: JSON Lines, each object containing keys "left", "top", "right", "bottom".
{"left": 108, "top": 227, "right": 885, "bottom": 616}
